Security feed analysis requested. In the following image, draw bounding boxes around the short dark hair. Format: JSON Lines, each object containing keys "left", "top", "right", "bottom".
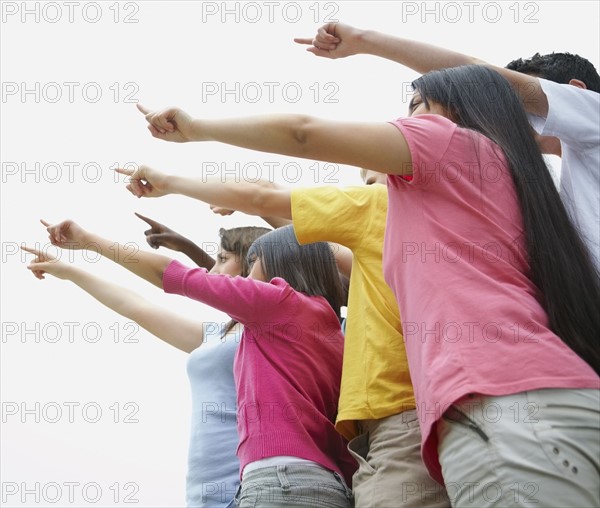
{"left": 506, "top": 52, "right": 600, "bottom": 93}
{"left": 219, "top": 226, "right": 271, "bottom": 277}
{"left": 247, "top": 225, "right": 344, "bottom": 318}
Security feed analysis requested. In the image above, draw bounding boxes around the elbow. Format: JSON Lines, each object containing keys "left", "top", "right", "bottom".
{"left": 154, "top": 262, "right": 169, "bottom": 290}
{"left": 290, "top": 115, "right": 314, "bottom": 157}
{"left": 154, "top": 272, "right": 165, "bottom": 290}
{"left": 250, "top": 180, "right": 280, "bottom": 216}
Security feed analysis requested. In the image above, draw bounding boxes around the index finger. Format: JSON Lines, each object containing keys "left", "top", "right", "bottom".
{"left": 136, "top": 103, "right": 151, "bottom": 115}
{"left": 39, "top": 220, "right": 60, "bottom": 243}
{"left": 21, "top": 245, "right": 42, "bottom": 256}
{"left": 134, "top": 212, "right": 160, "bottom": 228}
{"left": 293, "top": 37, "right": 314, "bottom": 45}
{"left": 114, "top": 167, "right": 136, "bottom": 177}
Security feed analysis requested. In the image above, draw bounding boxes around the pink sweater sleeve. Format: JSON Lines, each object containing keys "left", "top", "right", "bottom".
{"left": 163, "top": 260, "right": 293, "bottom": 323}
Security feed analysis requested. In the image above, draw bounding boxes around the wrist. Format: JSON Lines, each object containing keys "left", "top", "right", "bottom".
{"left": 167, "top": 174, "right": 184, "bottom": 196}
{"left": 352, "top": 28, "right": 369, "bottom": 55}
{"left": 190, "top": 118, "right": 208, "bottom": 142}
{"left": 65, "top": 264, "right": 84, "bottom": 281}
{"left": 355, "top": 28, "right": 377, "bottom": 55}
{"left": 79, "top": 231, "right": 96, "bottom": 250}
{"left": 174, "top": 236, "right": 196, "bottom": 255}
{"left": 85, "top": 233, "right": 109, "bottom": 255}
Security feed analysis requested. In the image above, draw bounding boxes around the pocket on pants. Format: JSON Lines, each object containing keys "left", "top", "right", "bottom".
{"left": 348, "top": 432, "right": 376, "bottom": 476}
{"left": 527, "top": 390, "right": 600, "bottom": 483}
{"left": 234, "top": 481, "right": 260, "bottom": 508}
{"left": 442, "top": 405, "right": 489, "bottom": 443}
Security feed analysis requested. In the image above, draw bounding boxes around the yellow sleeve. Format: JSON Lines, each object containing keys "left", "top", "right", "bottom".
{"left": 291, "top": 185, "right": 385, "bottom": 249}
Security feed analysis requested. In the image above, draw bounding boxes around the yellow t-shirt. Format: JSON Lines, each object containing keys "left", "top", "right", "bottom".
{"left": 291, "top": 184, "right": 415, "bottom": 440}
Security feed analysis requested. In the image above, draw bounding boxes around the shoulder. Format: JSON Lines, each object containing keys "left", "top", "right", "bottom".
{"left": 388, "top": 114, "right": 460, "bottom": 181}
{"left": 390, "top": 113, "right": 458, "bottom": 134}
{"left": 539, "top": 77, "right": 600, "bottom": 103}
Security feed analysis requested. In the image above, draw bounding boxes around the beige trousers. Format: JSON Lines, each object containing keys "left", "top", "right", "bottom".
{"left": 348, "top": 410, "right": 451, "bottom": 508}
{"left": 438, "top": 388, "right": 600, "bottom": 507}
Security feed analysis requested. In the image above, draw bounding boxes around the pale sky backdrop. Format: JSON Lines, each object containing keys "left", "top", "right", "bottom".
{"left": 2, "top": 1, "right": 599, "bottom": 506}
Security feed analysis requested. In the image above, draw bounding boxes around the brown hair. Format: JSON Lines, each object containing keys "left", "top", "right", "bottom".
{"left": 219, "top": 226, "right": 272, "bottom": 277}
{"left": 220, "top": 226, "right": 271, "bottom": 335}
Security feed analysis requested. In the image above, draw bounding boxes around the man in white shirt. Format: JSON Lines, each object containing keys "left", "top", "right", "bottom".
{"left": 506, "top": 53, "right": 600, "bottom": 269}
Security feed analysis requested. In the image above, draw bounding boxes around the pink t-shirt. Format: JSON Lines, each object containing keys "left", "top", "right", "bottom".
{"left": 383, "top": 114, "right": 599, "bottom": 484}
{"left": 163, "top": 260, "right": 356, "bottom": 485}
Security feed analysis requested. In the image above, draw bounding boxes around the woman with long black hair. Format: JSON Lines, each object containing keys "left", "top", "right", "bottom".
{"left": 131, "top": 64, "right": 599, "bottom": 506}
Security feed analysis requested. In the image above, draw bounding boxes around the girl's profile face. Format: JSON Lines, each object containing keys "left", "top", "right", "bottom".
{"left": 210, "top": 249, "right": 242, "bottom": 277}
{"left": 408, "top": 92, "right": 448, "bottom": 118}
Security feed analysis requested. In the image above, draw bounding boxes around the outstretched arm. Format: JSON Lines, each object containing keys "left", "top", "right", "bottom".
{"left": 295, "top": 22, "right": 477, "bottom": 71}
{"left": 120, "top": 167, "right": 353, "bottom": 277}
{"left": 135, "top": 110, "right": 412, "bottom": 175}
{"left": 134, "top": 213, "right": 216, "bottom": 270}
{"left": 40, "top": 219, "right": 171, "bottom": 288}
{"left": 23, "top": 246, "right": 204, "bottom": 352}
{"left": 295, "top": 23, "right": 548, "bottom": 117}
{"left": 209, "top": 205, "right": 292, "bottom": 229}
{"left": 118, "top": 167, "right": 294, "bottom": 218}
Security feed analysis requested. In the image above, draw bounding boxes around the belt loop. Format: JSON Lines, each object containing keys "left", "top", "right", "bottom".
{"left": 276, "top": 465, "right": 290, "bottom": 493}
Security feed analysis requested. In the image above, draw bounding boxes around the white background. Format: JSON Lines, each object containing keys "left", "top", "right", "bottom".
{"left": 2, "top": 1, "right": 598, "bottom": 506}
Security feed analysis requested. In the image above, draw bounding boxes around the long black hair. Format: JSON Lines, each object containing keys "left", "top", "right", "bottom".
{"left": 247, "top": 225, "right": 344, "bottom": 319}
{"left": 413, "top": 65, "right": 600, "bottom": 374}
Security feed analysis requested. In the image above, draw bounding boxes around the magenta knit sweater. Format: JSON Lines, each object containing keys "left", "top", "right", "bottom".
{"left": 163, "top": 260, "right": 357, "bottom": 485}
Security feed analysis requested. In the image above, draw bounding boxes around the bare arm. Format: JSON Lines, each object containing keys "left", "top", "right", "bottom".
{"left": 121, "top": 168, "right": 355, "bottom": 276}
{"left": 119, "top": 167, "right": 296, "bottom": 218}
{"left": 210, "top": 206, "right": 292, "bottom": 229}
{"left": 86, "top": 233, "right": 170, "bottom": 288}
{"left": 65, "top": 269, "right": 203, "bottom": 352}
{"left": 134, "top": 111, "right": 413, "bottom": 175}
{"left": 330, "top": 243, "right": 353, "bottom": 278}
{"left": 174, "top": 176, "right": 294, "bottom": 219}
{"left": 260, "top": 216, "right": 293, "bottom": 228}
{"left": 41, "top": 219, "right": 171, "bottom": 289}
{"left": 196, "top": 116, "right": 411, "bottom": 174}
{"left": 23, "top": 246, "right": 203, "bottom": 353}
{"left": 134, "top": 213, "right": 216, "bottom": 270}
{"left": 295, "top": 23, "right": 548, "bottom": 117}
{"left": 177, "top": 239, "right": 216, "bottom": 270}
{"left": 296, "top": 23, "right": 479, "bottom": 72}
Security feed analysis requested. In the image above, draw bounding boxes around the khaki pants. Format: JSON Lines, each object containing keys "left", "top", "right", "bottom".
{"left": 348, "top": 410, "right": 451, "bottom": 508}
{"left": 438, "top": 388, "right": 600, "bottom": 507}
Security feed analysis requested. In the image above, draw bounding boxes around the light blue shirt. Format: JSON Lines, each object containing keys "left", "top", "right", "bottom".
{"left": 186, "top": 322, "right": 240, "bottom": 507}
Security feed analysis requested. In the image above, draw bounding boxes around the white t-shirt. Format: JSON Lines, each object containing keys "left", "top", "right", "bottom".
{"left": 528, "top": 78, "right": 600, "bottom": 271}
